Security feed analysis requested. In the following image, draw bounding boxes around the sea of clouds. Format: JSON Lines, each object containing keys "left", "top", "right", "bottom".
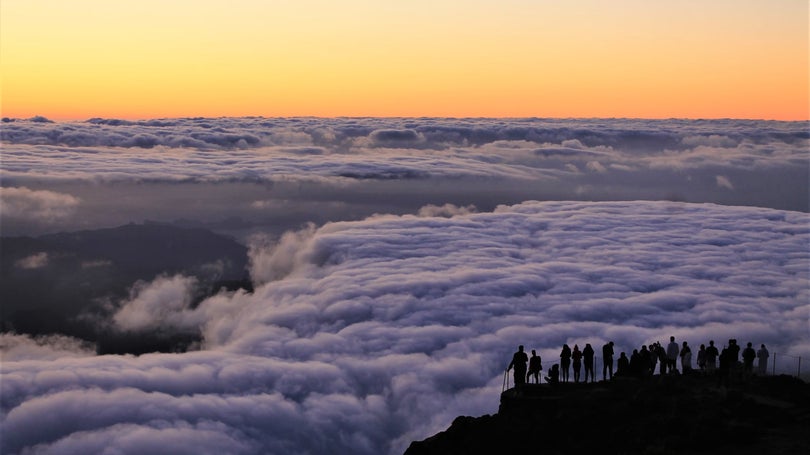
{"left": 1, "top": 117, "right": 807, "bottom": 238}
{"left": 1, "top": 117, "right": 809, "bottom": 454}
{"left": 2, "top": 200, "right": 809, "bottom": 454}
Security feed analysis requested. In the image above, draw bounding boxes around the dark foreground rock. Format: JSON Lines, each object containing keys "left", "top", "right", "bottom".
{"left": 405, "top": 374, "right": 810, "bottom": 455}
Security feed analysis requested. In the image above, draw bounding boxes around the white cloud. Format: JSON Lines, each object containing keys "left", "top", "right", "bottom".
{"left": 247, "top": 225, "right": 318, "bottom": 286}
{"left": 112, "top": 275, "right": 199, "bottom": 332}
{"left": 586, "top": 161, "right": 607, "bottom": 173}
{"left": 0, "top": 186, "right": 80, "bottom": 223}
{"left": 416, "top": 203, "right": 477, "bottom": 218}
{"left": 716, "top": 175, "right": 735, "bottom": 190}
{"left": 0, "top": 333, "right": 95, "bottom": 361}
{"left": 15, "top": 252, "right": 48, "bottom": 270}
{"left": 2, "top": 200, "right": 807, "bottom": 455}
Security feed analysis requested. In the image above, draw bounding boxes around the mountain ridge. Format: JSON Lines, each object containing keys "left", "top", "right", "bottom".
{"left": 1, "top": 223, "right": 251, "bottom": 354}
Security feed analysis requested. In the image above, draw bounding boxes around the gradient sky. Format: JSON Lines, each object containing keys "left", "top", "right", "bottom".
{"left": 1, "top": 0, "right": 808, "bottom": 120}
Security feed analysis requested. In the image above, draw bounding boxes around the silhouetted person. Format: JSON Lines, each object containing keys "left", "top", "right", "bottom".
{"left": 616, "top": 352, "right": 630, "bottom": 377}
{"left": 583, "top": 343, "right": 595, "bottom": 383}
{"left": 718, "top": 345, "right": 732, "bottom": 387}
{"left": 507, "top": 345, "right": 529, "bottom": 387}
{"left": 639, "top": 345, "right": 652, "bottom": 377}
{"left": 680, "top": 341, "right": 692, "bottom": 373}
{"left": 656, "top": 342, "right": 667, "bottom": 375}
{"left": 728, "top": 339, "right": 740, "bottom": 378}
{"left": 729, "top": 339, "right": 740, "bottom": 365}
{"left": 602, "top": 341, "right": 614, "bottom": 381}
{"left": 705, "top": 340, "right": 719, "bottom": 372}
{"left": 666, "top": 336, "right": 680, "bottom": 374}
{"left": 648, "top": 342, "right": 660, "bottom": 374}
{"left": 697, "top": 344, "right": 707, "bottom": 372}
{"left": 560, "top": 344, "right": 572, "bottom": 383}
{"left": 742, "top": 342, "right": 756, "bottom": 376}
{"left": 545, "top": 363, "right": 560, "bottom": 385}
{"left": 629, "top": 349, "right": 641, "bottom": 378}
{"left": 527, "top": 349, "right": 543, "bottom": 384}
{"left": 572, "top": 344, "right": 582, "bottom": 383}
{"left": 757, "top": 344, "right": 769, "bottom": 376}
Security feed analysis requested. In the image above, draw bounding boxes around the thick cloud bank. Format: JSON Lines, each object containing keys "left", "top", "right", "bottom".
{"left": 1, "top": 117, "right": 807, "bottom": 236}
{"left": 2, "top": 201, "right": 808, "bottom": 455}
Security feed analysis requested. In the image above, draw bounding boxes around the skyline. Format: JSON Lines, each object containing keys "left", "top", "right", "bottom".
{"left": 2, "top": 0, "right": 808, "bottom": 121}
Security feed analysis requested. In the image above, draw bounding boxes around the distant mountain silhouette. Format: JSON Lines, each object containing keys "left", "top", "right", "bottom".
{"left": 405, "top": 374, "right": 810, "bottom": 455}
{"left": 1, "top": 223, "right": 251, "bottom": 354}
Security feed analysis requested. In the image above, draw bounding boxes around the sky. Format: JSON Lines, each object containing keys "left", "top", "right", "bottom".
{"left": 2, "top": 2, "right": 809, "bottom": 454}
{"left": 1, "top": 0, "right": 808, "bottom": 120}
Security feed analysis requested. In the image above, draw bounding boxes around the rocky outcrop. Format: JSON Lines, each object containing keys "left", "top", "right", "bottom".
{"left": 405, "top": 374, "right": 810, "bottom": 454}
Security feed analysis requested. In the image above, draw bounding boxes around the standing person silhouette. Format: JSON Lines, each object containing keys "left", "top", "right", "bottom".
{"left": 742, "top": 342, "right": 756, "bottom": 376}
{"left": 583, "top": 343, "right": 595, "bottom": 383}
{"left": 572, "top": 345, "right": 583, "bottom": 383}
{"left": 616, "top": 352, "right": 629, "bottom": 376}
{"left": 705, "top": 340, "right": 719, "bottom": 372}
{"left": 729, "top": 339, "right": 740, "bottom": 363}
{"left": 649, "top": 342, "right": 660, "bottom": 374}
{"left": 697, "top": 344, "right": 707, "bottom": 372}
{"left": 602, "top": 341, "right": 614, "bottom": 381}
{"left": 560, "top": 344, "right": 572, "bottom": 383}
{"left": 757, "top": 344, "right": 769, "bottom": 376}
{"left": 656, "top": 342, "right": 667, "bottom": 375}
{"left": 527, "top": 349, "right": 543, "bottom": 384}
{"left": 680, "top": 341, "right": 692, "bottom": 372}
{"left": 718, "top": 345, "right": 732, "bottom": 387}
{"left": 639, "top": 345, "right": 652, "bottom": 377}
{"left": 666, "top": 336, "right": 680, "bottom": 374}
{"left": 507, "top": 345, "right": 529, "bottom": 387}
{"left": 728, "top": 339, "right": 741, "bottom": 377}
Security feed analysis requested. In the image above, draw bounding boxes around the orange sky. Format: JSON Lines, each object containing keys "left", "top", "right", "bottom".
{"left": 1, "top": 0, "right": 808, "bottom": 120}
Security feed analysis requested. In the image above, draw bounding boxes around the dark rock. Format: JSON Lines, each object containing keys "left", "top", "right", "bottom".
{"left": 405, "top": 375, "right": 810, "bottom": 455}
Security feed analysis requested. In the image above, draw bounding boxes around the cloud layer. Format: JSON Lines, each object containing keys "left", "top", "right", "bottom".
{"left": 2, "top": 201, "right": 808, "bottom": 455}
{"left": 2, "top": 117, "right": 807, "bottom": 183}
{"left": 2, "top": 117, "right": 806, "bottom": 238}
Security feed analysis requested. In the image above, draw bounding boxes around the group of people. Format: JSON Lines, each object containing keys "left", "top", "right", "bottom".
{"left": 507, "top": 337, "right": 770, "bottom": 387}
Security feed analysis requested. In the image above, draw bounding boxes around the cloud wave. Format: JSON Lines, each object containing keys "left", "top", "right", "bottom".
{"left": 2, "top": 200, "right": 808, "bottom": 455}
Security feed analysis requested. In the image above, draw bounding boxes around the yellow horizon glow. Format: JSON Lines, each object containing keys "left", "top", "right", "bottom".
{"left": 1, "top": 0, "right": 808, "bottom": 121}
